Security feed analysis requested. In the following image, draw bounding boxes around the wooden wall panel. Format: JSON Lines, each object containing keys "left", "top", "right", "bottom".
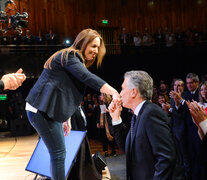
{"left": 10, "top": 0, "right": 207, "bottom": 41}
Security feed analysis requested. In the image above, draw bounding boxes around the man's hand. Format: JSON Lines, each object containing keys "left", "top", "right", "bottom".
{"left": 108, "top": 101, "right": 122, "bottom": 121}
{"left": 1, "top": 68, "right": 26, "bottom": 90}
{"left": 169, "top": 89, "right": 182, "bottom": 106}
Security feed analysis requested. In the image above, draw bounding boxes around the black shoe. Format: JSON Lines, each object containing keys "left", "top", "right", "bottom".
{"left": 104, "top": 152, "right": 109, "bottom": 157}
{"left": 110, "top": 151, "right": 116, "bottom": 157}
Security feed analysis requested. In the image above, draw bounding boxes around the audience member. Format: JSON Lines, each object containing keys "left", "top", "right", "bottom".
{"left": 169, "top": 78, "right": 191, "bottom": 179}
{"left": 173, "top": 73, "right": 204, "bottom": 179}
{"left": 1, "top": 32, "right": 10, "bottom": 45}
{"left": 119, "top": 27, "right": 128, "bottom": 54}
{"left": 98, "top": 93, "right": 116, "bottom": 157}
{"left": 156, "top": 93, "right": 170, "bottom": 114}
{"left": 36, "top": 30, "right": 45, "bottom": 45}
{"left": 11, "top": 31, "right": 22, "bottom": 45}
{"left": 46, "top": 29, "right": 59, "bottom": 45}
{"left": 22, "top": 29, "right": 35, "bottom": 45}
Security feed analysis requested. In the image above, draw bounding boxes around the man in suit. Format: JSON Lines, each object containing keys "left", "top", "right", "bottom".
{"left": 173, "top": 73, "right": 201, "bottom": 179}
{"left": 0, "top": 68, "right": 26, "bottom": 91}
{"left": 169, "top": 79, "right": 191, "bottom": 179}
{"left": 109, "top": 70, "right": 180, "bottom": 180}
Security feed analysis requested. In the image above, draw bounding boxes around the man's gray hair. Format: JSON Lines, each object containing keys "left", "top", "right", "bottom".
{"left": 186, "top": 73, "right": 199, "bottom": 82}
{"left": 124, "top": 70, "right": 153, "bottom": 100}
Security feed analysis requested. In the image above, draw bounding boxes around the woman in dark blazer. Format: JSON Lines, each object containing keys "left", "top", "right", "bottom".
{"left": 25, "top": 29, "right": 120, "bottom": 180}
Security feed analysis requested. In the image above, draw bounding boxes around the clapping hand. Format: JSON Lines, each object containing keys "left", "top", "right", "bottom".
{"left": 186, "top": 100, "right": 207, "bottom": 127}
{"left": 169, "top": 89, "right": 182, "bottom": 106}
{"left": 1, "top": 68, "right": 26, "bottom": 90}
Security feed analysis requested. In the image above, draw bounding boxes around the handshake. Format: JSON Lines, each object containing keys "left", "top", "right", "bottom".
{"left": 1, "top": 68, "right": 26, "bottom": 90}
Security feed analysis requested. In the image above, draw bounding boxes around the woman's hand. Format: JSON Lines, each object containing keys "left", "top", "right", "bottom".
{"left": 186, "top": 100, "right": 207, "bottom": 126}
{"left": 63, "top": 118, "right": 71, "bottom": 136}
{"left": 112, "top": 92, "right": 122, "bottom": 106}
{"left": 106, "top": 132, "right": 114, "bottom": 141}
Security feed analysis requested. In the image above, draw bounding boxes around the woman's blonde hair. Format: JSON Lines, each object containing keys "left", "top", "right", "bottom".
{"left": 44, "top": 28, "right": 106, "bottom": 69}
{"left": 103, "top": 93, "right": 112, "bottom": 105}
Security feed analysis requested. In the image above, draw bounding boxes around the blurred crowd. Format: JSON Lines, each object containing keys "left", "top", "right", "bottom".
{"left": 118, "top": 26, "right": 207, "bottom": 54}
{"left": 0, "top": 29, "right": 59, "bottom": 45}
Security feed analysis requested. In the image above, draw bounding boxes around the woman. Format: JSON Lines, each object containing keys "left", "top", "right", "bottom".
{"left": 25, "top": 28, "right": 120, "bottom": 180}
{"left": 198, "top": 81, "right": 207, "bottom": 112}
{"left": 157, "top": 93, "right": 170, "bottom": 114}
{"left": 98, "top": 93, "right": 116, "bottom": 157}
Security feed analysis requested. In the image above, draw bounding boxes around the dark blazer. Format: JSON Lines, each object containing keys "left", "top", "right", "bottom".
{"left": 26, "top": 52, "right": 106, "bottom": 122}
{"left": 113, "top": 101, "right": 178, "bottom": 180}
{"left": 177, "top": 90, "right": 206, "bottom": 179}
{"left": 182, "top": 89, "right": 199, "bottom": 102}
{"left": 170, "top": 97, "right": 191, "bottom": 179}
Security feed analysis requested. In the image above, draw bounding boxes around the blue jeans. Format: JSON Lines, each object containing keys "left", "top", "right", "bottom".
{"left": 27, "top": 110, "right": 66, "bottom": 180}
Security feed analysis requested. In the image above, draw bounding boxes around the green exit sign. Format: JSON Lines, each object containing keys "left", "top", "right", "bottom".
{"left": 0, "top": 94, "right": 7, "bottom": 101}
{"left": 102, "top": 20, "right": 108, "bottom": 24}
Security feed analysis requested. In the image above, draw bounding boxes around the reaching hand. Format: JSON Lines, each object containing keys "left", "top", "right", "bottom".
{"left": 112, "top": 92, "right": 122, "bottom": 106}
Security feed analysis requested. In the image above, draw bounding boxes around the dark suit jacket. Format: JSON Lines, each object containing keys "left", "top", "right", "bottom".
{"left": 113, "top": 101, "right": 178, "bottom": 180}
{"left": 170, "top": 96, "right": 191, "bottom": 179}
{"left": 182, "top": 89, "right": 199, "bottom": 102}
{"left": 26, "top": 52, "right": 106, "bottom": 122}
{"left": 177, "top": 90, "right": 206, "bottom": 179}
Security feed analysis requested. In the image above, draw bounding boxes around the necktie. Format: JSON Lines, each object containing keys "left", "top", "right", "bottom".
{"left": 130, "top": 114, "right": 137, "bottom": 146}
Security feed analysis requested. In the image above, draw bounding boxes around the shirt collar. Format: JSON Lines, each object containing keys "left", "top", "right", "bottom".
{"left": 134, "top": 100, "right": 146, "bottom": 116}
{"left": 191, "top": 88, "right": 197, "bottom": 94}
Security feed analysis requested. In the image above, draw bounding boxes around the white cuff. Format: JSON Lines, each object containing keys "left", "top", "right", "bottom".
{"left": 25, "top": 102, "right": 38, "bottom": 113}
{"left": 112, "top": 118, "right": 122, "bottom": 126}
{"left": 199, "top": 119, "right": 207, "bottom": 135}
{"left": 100, "top": 105, "right": 107, "bottom": 114}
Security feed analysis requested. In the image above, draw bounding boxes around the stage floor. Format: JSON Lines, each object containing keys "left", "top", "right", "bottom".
{"left": 0, "top": 132, "right": 112, "bottom": 180}
{"left": 0, "top": 132, "right": 39, "bottom": 180}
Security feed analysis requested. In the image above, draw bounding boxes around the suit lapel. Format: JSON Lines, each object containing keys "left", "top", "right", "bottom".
{"left": 130, "top": 101, "right": 149, "bottom": 151}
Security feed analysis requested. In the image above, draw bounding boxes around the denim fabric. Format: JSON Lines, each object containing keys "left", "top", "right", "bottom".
{"left": 27, "top": 110, "right": 66, "bottom": 180}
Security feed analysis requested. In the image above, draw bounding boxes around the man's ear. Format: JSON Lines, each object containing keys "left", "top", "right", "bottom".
{"left": 131, "top": 88, "right": 138, "bottom": 99}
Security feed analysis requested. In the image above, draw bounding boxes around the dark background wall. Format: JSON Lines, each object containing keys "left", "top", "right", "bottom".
{"left": 1, "top": 47, "right": 206, "bottom": 93}
{"left": 1, "top": 0, "right": 207, "bottom": 89}
{"left": 6, "top": 0, "right": 207, "bottom": 41}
